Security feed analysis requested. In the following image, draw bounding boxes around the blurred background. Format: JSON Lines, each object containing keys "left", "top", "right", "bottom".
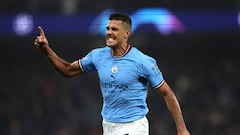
{"left": 0, "top": 0, "right": 240, "bottom": 135}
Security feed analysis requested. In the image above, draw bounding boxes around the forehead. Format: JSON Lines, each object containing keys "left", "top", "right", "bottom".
{"left": 107, "top": 20, "right": 123, "bottom": 27}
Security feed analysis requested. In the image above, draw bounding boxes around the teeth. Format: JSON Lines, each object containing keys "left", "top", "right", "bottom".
{"left": 108, "top": 38, "right": 114, "bottom": 41}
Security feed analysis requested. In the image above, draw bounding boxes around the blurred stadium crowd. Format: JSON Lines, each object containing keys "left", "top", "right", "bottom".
{"left": 0, "top": 0, "right": 240, "bottom": 135}
{"left": 0, "top": 0, "right": 240, "bottom": 14}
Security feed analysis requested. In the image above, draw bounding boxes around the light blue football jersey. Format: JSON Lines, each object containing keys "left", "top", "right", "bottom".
{"left": 79, "top": 46, "right": 164, "bottom": 122}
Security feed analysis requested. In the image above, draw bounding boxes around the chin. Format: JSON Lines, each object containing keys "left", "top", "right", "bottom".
{"left": 106, "top": 43, "right": 116, "bottom": 47}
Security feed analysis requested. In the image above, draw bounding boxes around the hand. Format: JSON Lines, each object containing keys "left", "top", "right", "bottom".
{"left": 34, "top": 26, "right": 49, "bottom": 49}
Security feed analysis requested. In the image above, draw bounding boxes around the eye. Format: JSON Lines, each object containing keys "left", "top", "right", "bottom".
{"left": 106, "top": 26, "right": 110, "bottom": 30}
{"left": 112, "top": 27, "right": 118, "bottom": 31}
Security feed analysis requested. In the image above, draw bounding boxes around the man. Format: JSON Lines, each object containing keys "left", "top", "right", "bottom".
{"left": 34, "top": 13, "right": 190, "bottom": 135}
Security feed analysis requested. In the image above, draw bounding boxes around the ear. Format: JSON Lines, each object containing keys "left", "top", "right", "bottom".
{"left": 125, "top": 31, "right": 131, "bottom": 39}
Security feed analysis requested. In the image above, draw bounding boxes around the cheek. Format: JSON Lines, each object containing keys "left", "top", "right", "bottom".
{"left": 118, "top": 32, "right": 127, "bottom": 40}
{"left": 122, "top": 32, "right": 129, "bottom": 39}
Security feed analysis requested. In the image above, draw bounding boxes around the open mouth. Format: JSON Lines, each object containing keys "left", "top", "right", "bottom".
{"left": 107, "top": 37, "right": 114, "bottom": 42}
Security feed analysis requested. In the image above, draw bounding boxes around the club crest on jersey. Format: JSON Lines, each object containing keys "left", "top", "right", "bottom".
{"left": 111, "top": 65, "right": 118, "bottom": 73}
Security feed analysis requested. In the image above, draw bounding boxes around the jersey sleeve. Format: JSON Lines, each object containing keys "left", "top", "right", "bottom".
{"left": 143, "top": 57, "right": 164, "bottom": 89}
{"left": 79, "top": 50, "right": 97, "bottom": 74}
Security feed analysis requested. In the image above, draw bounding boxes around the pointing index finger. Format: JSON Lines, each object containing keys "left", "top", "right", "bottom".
{"left": 38, "top": 26, "right": 45, "bottom": 36}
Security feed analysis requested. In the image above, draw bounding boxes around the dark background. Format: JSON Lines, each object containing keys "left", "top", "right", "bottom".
{"left": 0, "top": 0, "right": 240, "bottom": 135}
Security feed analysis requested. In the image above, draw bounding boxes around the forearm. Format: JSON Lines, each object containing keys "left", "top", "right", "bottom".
{"left": 41, "top": 45, "right": 73, "bottom": 77}
{"left": 35, "top": 26, "right": 81, "bottom": 77}
{"left": 164, "top": 90, "right": 186, "bottom": 132}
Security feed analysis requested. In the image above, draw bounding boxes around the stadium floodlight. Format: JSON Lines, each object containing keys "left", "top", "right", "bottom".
{"left": 12, "top": 13, "right": 34, "bottom": 36}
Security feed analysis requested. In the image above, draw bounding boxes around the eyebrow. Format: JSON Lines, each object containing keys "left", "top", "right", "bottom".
{"left": 106, "top": 26, "right": 119, "bottom": 30}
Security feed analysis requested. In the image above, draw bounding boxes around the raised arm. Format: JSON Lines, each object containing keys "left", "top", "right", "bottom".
{"left": 157, "top": 81, "right": 190, "bottom": 135}
{"left": 34, "top": 26, "right": 83, "bottom": 77}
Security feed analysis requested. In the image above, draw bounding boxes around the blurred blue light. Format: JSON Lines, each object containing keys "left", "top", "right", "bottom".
{"left": 0, "top": 9, "right": 239, "bottom": 36}
{"left": 238, "top": 11, "right": 240, "bottom": 28}
{"left": 89, "top": 8, "right": 184, "bottom": 36}
{"left": 12, "top": 13, "right": 34, "bottom": 36}
{"left": 131, "top": 8, "right": 184, "bottom": 35}
{"left": 88, "top": 9, "right": 114, "bottom": 35}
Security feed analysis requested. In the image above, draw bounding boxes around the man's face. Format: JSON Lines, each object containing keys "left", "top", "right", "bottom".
{"left": 105, "top": 20, "right": 129, "bottom": 47}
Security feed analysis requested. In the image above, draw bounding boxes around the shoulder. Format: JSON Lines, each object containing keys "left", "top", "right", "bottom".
{"left": 91, "top": 46, "right": 110, "bottom": 54}
{"left": 130, "top": 46, "right": 157, "bottom": 63}
{"left": 87, "top": 46, "right": 110, "bottom": 58}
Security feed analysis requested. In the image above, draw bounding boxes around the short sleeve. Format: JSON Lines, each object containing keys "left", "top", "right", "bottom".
{"left": 79, "top": 51, "right": 97, "bottom": 74}
{"left": 144, "top": 58, "right": 164, "bottom": 89}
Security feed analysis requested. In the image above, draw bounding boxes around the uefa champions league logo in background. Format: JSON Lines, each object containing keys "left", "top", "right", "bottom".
{"left": 88, "top": 8, "right": 185, "bottom": 36}
{"left": 9, "top": 8, "right": 240, "bottom": 36}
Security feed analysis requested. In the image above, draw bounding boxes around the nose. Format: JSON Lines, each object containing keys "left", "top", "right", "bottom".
{"left": 106, "top": 29, "right": 112, "bottom": 35}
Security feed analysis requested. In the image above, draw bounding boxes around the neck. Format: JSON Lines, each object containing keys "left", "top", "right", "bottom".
{"left": 111, "top": 44, "right": 129, "bottom": 57}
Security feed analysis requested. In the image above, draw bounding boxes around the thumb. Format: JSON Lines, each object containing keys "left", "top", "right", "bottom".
{"left": 38, "top": 26, "right": 45, "bottom": 37}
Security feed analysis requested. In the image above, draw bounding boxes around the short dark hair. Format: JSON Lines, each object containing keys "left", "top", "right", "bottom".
{"left": 109, "top": 13, "right": 132, "bottom": 30}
